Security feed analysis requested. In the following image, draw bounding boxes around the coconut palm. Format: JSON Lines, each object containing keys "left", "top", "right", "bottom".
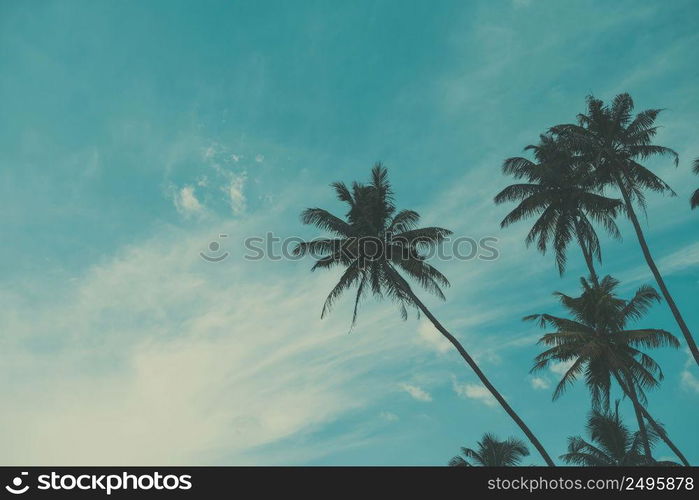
{"left": 449, "top": 434, "right": 529, "bottom": 466}
{"left": 551, "top": 93, "right": 698, "bottom": 366}
{"left": 495, "top": 133, "right": 623, "bottom": 285}
{"left": 294, "top": 163, "right": 555, "bottom": 466}
{"left": 561, "top": 403, "right": 679, "bottom": 466}
{"left": 691, "top": 158, "right": 699, "bottom": 209}
{"left": 528, "top": 275, "right": 687, "bottom": 465}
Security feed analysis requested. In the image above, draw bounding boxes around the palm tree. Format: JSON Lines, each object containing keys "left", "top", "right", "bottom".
{"left": 551, "top": 93, "right": 699, "bottom": 367}
{"left": 691, "top": 158, "right": 699, "bottom": 209}
{"left": 449, "top": 433, "right": 529, "bottom": 466}
{"left": 527, "top": 275, "right": 687, "bottom": 465}
{"left": 561, "top": 403, "right": 679, "bottom": 466}
{"left": 524, "top": 276, "right": 686, "bottom": 461}
{"left": 294, "top": 163, "right": 556, "bottom": 466}
{"left": 495, "top": 133, "right": 623, "bottom": 285}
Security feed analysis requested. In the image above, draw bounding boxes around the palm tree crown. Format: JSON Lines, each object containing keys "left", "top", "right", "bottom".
{"left": 449, "top": 434, "right": 530, "bottom": 467}
{"left": 552, "top": 93, "right": 677, "bottom": 208}
{"left": 295, "top": 163, "right": 557, "bottom": 466}
{"left": 560, "top": 403, "right": 675, "bottom": 466}
{"left": 528, "top": 275, "right": 679, "bottom": 408}
{"left": 550, "top": 93, "right": 698, "bottom": 367}
{"left": 293, "top": 163, "right": 452, "bottom": 324}
{"left": 495, "top": 133, "right": 622, "bottom": 280}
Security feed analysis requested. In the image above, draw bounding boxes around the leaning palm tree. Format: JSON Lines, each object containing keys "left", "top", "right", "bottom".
{"left": 528, "top": 276, "right": 687, "bottom": 465}
{"left": 691, "top": 158, "right": 699, "bottom": 209}
{"left": 551, "top": 93, "right": 698, "bottom": 366}
{"left": 449, "top": 433, "right": 529, "bottom": 466}
{"left": 495, "top": 133, "right": 623, "bottom": 285}
{"left": 561, "top": 403, "right": 679, "bottom": 466}
{"left": 293, "top": 163, "right": 555, "bottom": 466}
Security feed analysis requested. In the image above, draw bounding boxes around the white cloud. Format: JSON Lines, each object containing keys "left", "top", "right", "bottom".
{"left": 223, "top": 173, "right": 247, "bottom": 215}
{"left": 416, "top": 321, "right": 451, "bottom": 354}
{"left": 549, "top": 360, "right": 575, "bottom": 377}
{"left": 0, "top": 220, "right": 419, "bottom": 465}
{"left": 255, "top": 154, "right": 264, "bottom": 163}
{"left": 173, "top": 185, "right": 204, "bottom": 216}
{"left": 680, "top": 351, "right": 699, "bottom": 395}
{"left": 379, "top": 411, "right": 399, "bottom": 422}
{"left": 451, "top": 376, "right": 497, "bottom": 407}
{"left": 530, "top": 377, "right": 550, "bottom": 390}
{"left": 399, "top": 383, "right": 432, "bottom": 402}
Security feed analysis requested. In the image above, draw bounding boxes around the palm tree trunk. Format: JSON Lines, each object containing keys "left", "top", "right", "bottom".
{"left": 615, "top": 374, "right": 690, "bottom": 466}
{"left": 639, "top": 406, "right": 690, "bottom": 467}
{"left": 614, "top": 175, "right": 699, "bottom": 367}
{"left": 404, "top": 288, "right": 556, "bottom": 466}
{"left": 573, "top": 219, "right": 599, "bottom": 286}
{"left": 617, "top": 370, "right": 652, "bottom": 461}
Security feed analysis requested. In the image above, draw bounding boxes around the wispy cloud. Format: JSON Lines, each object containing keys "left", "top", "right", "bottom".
{"left": 173, "top": 185, "right": 205, "bottom": 217}
{"left": 399, "top": 383, "right": 433, "bottom": 402}
{"left": 451, "top": 376, "right": 497, "bottom": 407}
{"left": 530, "top": 377, "right": 550, "bottom": 390}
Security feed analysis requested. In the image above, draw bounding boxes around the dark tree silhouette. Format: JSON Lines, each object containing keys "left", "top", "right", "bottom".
{"left": 495, "top": 133, "right": 623, "bottom": 285}
{"left": 449, "top": 434, "right": 529, "bottom": 466}
{"left": 551, "top": 93, "right": 699, "bottom": 367}
{"left": 294, "top": 164, "right": 555, "bottom": 466}
{"left": 561, "top": 403, "right": 680, "bottom": 466}
{"left": 528, "top": 276, "right": 687, "bottom": 465}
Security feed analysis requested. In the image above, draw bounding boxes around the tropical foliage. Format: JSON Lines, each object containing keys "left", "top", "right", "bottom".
{"left": 294, "top": 164, "right": 555, "bottom": 465}
{"left": 561, "top": 403, "right": 679, "bottom": 467}
{"left": 297, "top": 92, "right": 695, "bottom": 467}
{"left": 449, "top": 434, "right": 529, "bottom": 467}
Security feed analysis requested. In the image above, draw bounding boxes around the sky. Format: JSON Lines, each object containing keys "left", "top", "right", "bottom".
{"left": 0, "top": 0, "right": 697, "bottom": 465}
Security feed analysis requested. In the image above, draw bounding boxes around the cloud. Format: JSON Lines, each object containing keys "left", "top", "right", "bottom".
{"left": 399, "top": 383, "right": 432, "bottom": 402}
{"left": 173, "top": 185, "right": 204, "bottom": 216}
{"left": 530, "top": 377, "right": 550, "bottom": 390}
{"left": 379, "top": 411, "right": 399, "bottom": 422}
{"left": 549, "top": 360, "right": 575, "bottom": 377}
{"left": 255, "top": 154, "right": 264, "bottom": 163}
{"left": 416, "top": 321, "right": 451, "bottom": 354}
{"left": 0, "top": 220, "right": 420, "bottom": 465}
{"left": 223, "top": 172, "right": 247, "bottom": 215}
{"left": 451, "top": 376, "right": 497, "bottom": 407}
{"left": 680, "top": 351, "right": 699, "bottom": 395}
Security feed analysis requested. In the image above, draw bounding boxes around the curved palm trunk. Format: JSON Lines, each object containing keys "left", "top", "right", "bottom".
{"left": 404, "top": 289, "right": 556, "bottom": 466}
{"left": 618, "top": 370, "right": 652, "bottom": 461}
{"left": 615, "top": 374, "right": 690, "bottom": 466}
{"left": 615, "top": 175, "right": 699, "bottom": 367}
{"left": 574, "top": 219, "right": 599, "bottom": 286}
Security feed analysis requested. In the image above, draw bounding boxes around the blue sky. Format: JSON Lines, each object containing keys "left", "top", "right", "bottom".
{"left": 0, "top": 0, "right": 697, "bottom": 465}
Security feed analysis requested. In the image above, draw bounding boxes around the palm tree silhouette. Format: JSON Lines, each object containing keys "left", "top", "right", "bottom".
{"left": 294, "top": 163, "right": 555, "bottom": 466}
{"left": 449, "top": 433, "right": 529, "bottom": 466}
{"left": 561, "top": 402, "right": 679, "bottom": 466}
{"left": 527, "top": 276, "right": 687, "bottom": 465}
{"left": 691, "top": 158, "right": 699, "bottom": 209}
{"left": 495, "top": 133, "right": 623, "bottom": 285}
{"left": 551, "top": 93, "right": 698, "bottom": 367}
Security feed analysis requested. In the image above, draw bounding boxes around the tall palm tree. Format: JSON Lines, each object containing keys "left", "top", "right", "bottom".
{"left": 294, "top": 164, "right": 556, "bottom": 466}
{"left": 495, "top": 133, "right": 623, "bottom": 285}
{"left": 449, "top": 433, "right": 529, "bottom": 466}
{"left": 691, "top": 158, "right": 699, "bottom": 209}
{"left": 527, "top": 276, "right": 687, "bottom": 465}
{"left": 561, "top": 403, "right": 679, "bottom": 466}
{"left": 551, "top": 93, "right": 699, "bottom": 366}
